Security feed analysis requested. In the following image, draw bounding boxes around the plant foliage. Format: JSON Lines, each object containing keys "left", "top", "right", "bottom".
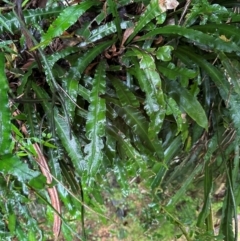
{"left": 0, "top": 0, "right": 240, "bottom": 240}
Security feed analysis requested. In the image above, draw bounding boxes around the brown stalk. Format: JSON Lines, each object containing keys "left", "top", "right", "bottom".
{"left": 33, "top": 143, "right": 61, "bottom": 239}
{"left": 15, "top": 0, "right": 42, "bottom": 70}
{"left": 12, "top": 109, "right": 61, "bottom": 239}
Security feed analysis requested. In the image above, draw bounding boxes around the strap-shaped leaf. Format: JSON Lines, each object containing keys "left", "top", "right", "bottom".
{"left": 78, "top": 84, "right": 90, "bottom": 102}
{"left": 87, "top": 21, "right": 133, "bottom": 43}
{"left": 157, "top": 62, "right": 197, "bottom": 82}
{"left": 0, "top": 14, "right": 13, "bottom": 34}
{"left": 0, "top": 53, "right": 11, "bottom": 154}
{"left": 129, "top": 48, "right": 165, "bottom": 139}
{"left": 138, "top": 25, "right": 240, "bottom": 53}
{"left": 151, "top": 135, "right": 182, "bottom": 189}
{"left": 196, "top": 164, "right": 213, "bottom": 230}
{"left": 69, "top": 40, "right": 115, "bottom": 78}
{"left": 110, "top": 76, "right": 139, "bottom": 108}
{"left": 176, "top": 47, "right": 240, "bottom": 135}
{"left": 192, "top": 24, "right": 240, "bottom": 45}
{"left": 40, "top": 0, "right": 99, "bottom": 48}
{"left": 221, "top": 178, "right": 235, "bottom": 241}
{"left": 31, "top": 82, "right": 85, "bottom": 174}
{"left": 126, "top": 0, "right": 165, "bottom": 44}
{"left": 117, "top": 106, "right": 163, "bottom": 159}
{"left": 117, "top": 105, "right": 148, "bottom": 141}
{"left": 84, "top": 61, "right": 106, "bottom": 179}
{"left": 1, "top": 7, "right": 63, "bottom": 34}
{"left": 175, "top": 47, "right": 230, "bottom": 98}
{"left": 107, "top": 0, "right": 122, "bottom": 39}
{"left": 165, "top": 79, "right": 208, "bottom": 130}
{"left": 107, "top": 125, "right": 146, "bottom": 169}
{"left": 218, "top": 52, "right": 240, "bottom": 95}
{"left": 48, "top": 46, "right": 79, "bottom": 70}
{"left": 165, "top": 97, "right": 189, "bottom": 142}
{"left": 169, "top": 163, "right": 203, "bottom": 206}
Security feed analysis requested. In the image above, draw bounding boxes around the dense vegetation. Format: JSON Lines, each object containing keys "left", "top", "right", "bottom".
{"left": 0, "top": 0, "right": 240, "bottom": 240}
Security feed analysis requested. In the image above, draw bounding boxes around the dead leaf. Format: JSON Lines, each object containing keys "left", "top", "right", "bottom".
{"left": 121, "top": 27, "right": 134, "bottom": 47}
{"left": 159, "top": 0, "right": 179, "bottom": 12}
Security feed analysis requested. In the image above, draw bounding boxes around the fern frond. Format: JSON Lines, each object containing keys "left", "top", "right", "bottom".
{"left": 40, "top": 1, "right": 100, "bottom": 48}
{"left": 0, "top": 53, "right": 11, "bottom": 154}
{"left": 84, "top": 61, "right": 106, "bottom": 180}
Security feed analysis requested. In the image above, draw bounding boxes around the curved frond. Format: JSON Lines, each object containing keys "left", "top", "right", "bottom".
{"left": 0, "top": 154, "right": 39, "bottom": 182}
{"left": 40, "top": 1, "right": 99, "bottom": 48}
{"left": 117, "top": 106, "right": 163, "bottom": 159}
{"left": 128, "top": 48, "right": 165, "bottom": 139}
{"left": 110, "top": 76, "right": 139, "bottom": 107}
{"left": 165, "top": 79, "right": 208, "bottom": 130}
{"left": 192, "top": 24, "right": 240, "bottom": 45}
{"left": 0, "top": 53, "right": 11, "bottom": 154}
{"left": 127, "top": 0, "right": 165, "bottom": 43}
{"left": 84, "top": 61, "right": 106, "bottom": 180}
{"left": 32, "top": 82, "right": 85, "bottom": 175}
{"left": 70, "top": 40, "right": 115, "bottom": 78}
{"left": 139, "top": 25, "right": 240, "bottom": 53}
{"left": 1, "top": 7, "right": 63, "bottom": 34}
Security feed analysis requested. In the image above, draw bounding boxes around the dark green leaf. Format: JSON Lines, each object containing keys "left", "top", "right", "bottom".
{"left": 165, "top": 80, "right": 208, "bottom": 129}
{"left": 0, "top": 53, "right": 12, "bottom": 154}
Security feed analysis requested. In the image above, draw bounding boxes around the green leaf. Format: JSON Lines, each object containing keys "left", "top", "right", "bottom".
{"left": 107, "top": 125, "right": 146, "bottom": 170}
{"left": 185, "top": 2, "right": 229, "bottom": 26}
{"left": 191, "top": 24, "right": 240, "bottom": 45}
{"left": 117, "top": 106, "right": 163, "bottom": 159}
{"left": 87, "top": 21, "right": 133, "bottom": 43}
{"left": 70, "top": 40, "right": 115, "bottom": 78}
{"left": 158, "top": 62, "right": 197, "bottom": 83}
{"left": 156, "top": 46, "right": 174, "bottom": 61}
{"left": 175, "top": 47, "right": 230, "bottom": 98}
{"left": 166, "top": 97, "right": 189, "bottom": 142}
{"left": 40, "top": 1, "right": 99, "bottom": 48}
{"left": 175, "top": 47, "right": 240, "bottom": 136}
{"left": 169, "top": 163, "right": 203, "bottom": 206}
{"left": 2, "top": 7, "right": 63, "bottom": 34}
{"left": 220, "top": 182, "right": 235, "bottom": 241}
{"left": 0, "top": 14, "right": 13, "bottom": 34}
{"left": 151, "top": 135, "right": 182, "bottom": 189}
{"left": 0, "top": 53, "right": 11, "bottom": 154}
{"left": 218, "top": 53, "right": 240, "bottom": 95}
{"left": 31, "top": 82, "right": 85, "bottom": 175}
{"left": 29, "top": 174, "right": 47, "bottom": 190}
{"left": 7, "top": 213, "right": 16, "bottom": 235}
{"left": 111, "top": 76, "right": 139, "bottom": 108}
{"left": 0, "top": 154, "right": 38, "bottom": 182}
{"left": 138, "top": 25, "right": 240, "bottom": 53}
{"left": 65, "top": 77, "right": 79, "bottom": 119}
{"left": 196, "top": 164, "right": 213, "bottom": 230}
{"left": 128, "top": 48, "right": 165, "bottom": 139}
{"left": 24, "top": 98, "right": 39, "bottom": 137}
{"left": 165, "top": 80, "right": 208, "bottom": 129}
{"left": 126, "top": 0, "right": 164, "bottom": 44}
{"left": 84, "top": 61, "right": 106, "bottom": 180}
{"left": 107, "top": 0, "right": 122, "bottom": 39}
{"left": 48, "top": 46, "right": 79, "bottom": 70}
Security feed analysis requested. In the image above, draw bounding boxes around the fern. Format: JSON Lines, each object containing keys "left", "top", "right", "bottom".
{"left": 139, "top": 25, "right": 240, "bottom": 53}
{"left": 84, "top": 61, "right": 106, "bottom": 180}
{"left": 40, "top": 1, "right": 100, "bottom": 49}
{"left": 1, "top": 7, "right": 63, "bottom": 34}
{"left": 32, "top": 83, "right": 85, "bottom": 175}
{"left": 0, "top": 53, "right": 11, "bottom": 155}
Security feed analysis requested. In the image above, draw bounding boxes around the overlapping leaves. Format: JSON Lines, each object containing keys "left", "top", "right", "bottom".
{"left": 1, "top": 0, "right": 240, "bottom": 240}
